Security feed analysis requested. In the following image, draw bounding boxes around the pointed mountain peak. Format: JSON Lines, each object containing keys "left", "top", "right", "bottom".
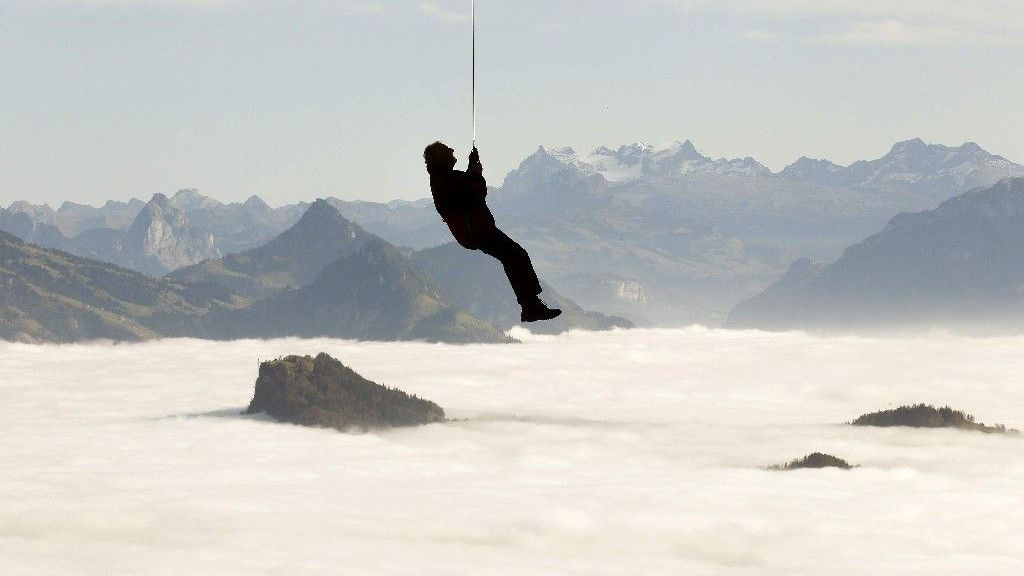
{"left": 217, "top": 197, "right": 373, "bottom": 293}
{"left": 655, "top": 140, "right": 708, "bottom": 162}
{"left": 131, "top": 193, "right": 184, "bottom": 232}
{"left": 244, "top": 195, "right": 270, "bottom": 210}
{"left": 505, "top": 146, "right": 576, "bottom": 179}
{"left": 780, "top": 156, "right": 845, "bottom": 178}
{"left": 172, "top": 188, "right": 223, "bottom": 211}
{"left": 147, "top": 193, "right": 172, "bottom": 209}
{"left": 888, "top": 138, "right": 928, "bottom": 155}
{"left": 302, "top": 198, "right": 341, "bottom": 219}
{"left": 269, "top": 198, "right": 364, "bottom": 249}
{"left": 525, "top": 145, "right": 573, "bottom": 162}
{"left": 501, "top": 146, "right": 590, "bottom": 191}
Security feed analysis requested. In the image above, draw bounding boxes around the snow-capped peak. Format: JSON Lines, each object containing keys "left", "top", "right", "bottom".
{"left": 528, "top": 140, "right": 768, "bottom": 184}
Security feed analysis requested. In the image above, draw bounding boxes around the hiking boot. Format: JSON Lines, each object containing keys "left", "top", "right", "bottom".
{"left": 520, "top": 298, "right": 562, "bottom": 323}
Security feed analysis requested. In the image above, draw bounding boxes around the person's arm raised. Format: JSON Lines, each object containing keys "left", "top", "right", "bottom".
{"left": 467, "top": 147, "right": 487, "bottom": 199}
{"left": 468, "top": 147, "right": 483, "bottom": 174}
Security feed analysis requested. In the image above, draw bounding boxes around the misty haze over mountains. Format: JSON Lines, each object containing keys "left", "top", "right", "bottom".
{"left": 0, "top": 198, "right": 624, "bottom": 343}
{"left": 494, "top": 138, "right": 1024, "bottom": 323}
{"left": 3, "top": 138, "right": 1024, "bottom": 334}
{"left": 728, "top": 177, "right": 1024, "bottom": 333}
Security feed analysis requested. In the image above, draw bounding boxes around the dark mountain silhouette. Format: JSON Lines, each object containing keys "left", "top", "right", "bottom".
{"left": 169, "top": 199, "right": 371, "bottom": 299}
{"left": 0, "top": 230, "right": 238, "bottom": 343}
{"left": 0, "top": 228, "right": 508, "bottom": 344}
{"left": 769, "top": 453, "right": 855, "bottom": 471}
{"left": 851, "top": 404, "right": 1018, "bottom": 434}
{"left": 412, "top": 242, "right": 632, "bottom": 333}
{"left": 727, "top": 177, "right": 1024, "bottom": 332}
{"left": 246, "top": 353, "right": 446, "bottom": 430}
{"left": 218, "top": 238, "right": 511, "bottom": 343}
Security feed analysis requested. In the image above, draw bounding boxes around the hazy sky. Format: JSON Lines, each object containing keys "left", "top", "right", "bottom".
{"left": 2, "top": 0, "right": 1023, "bottom": 207}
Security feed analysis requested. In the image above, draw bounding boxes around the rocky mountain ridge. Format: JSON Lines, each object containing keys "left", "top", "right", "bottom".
{"left": 70, "top": 193, "right": 220, "bottom": 276}
{"left": 518, "top": 138, "right": 1024, "bottom": 192}
{"left": 5, "top": 138, "right": 1021, "bottom": 326}
{"left": 0, "top": 202, "right": 513, "bottom": 344}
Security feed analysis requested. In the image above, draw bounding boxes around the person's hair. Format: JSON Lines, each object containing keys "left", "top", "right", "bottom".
{"left": 423, "top": 141, "right": 452, "bottom": 172}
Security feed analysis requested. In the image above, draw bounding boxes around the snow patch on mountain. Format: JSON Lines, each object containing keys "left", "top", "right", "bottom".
{"left": 541, "top": 141, "right": 770, "bottom": 183}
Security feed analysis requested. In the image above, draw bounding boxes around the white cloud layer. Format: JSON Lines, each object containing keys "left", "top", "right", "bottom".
{"left": 2, "top": 329, "right": 1023, "bottom": 573}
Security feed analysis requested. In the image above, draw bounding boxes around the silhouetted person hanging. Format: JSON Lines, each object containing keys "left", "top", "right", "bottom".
{"left": 424, "top": 142, "right": 561, "bottom": 322}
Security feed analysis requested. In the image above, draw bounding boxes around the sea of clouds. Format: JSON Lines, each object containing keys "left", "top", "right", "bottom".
{"left": 1, "top": 328, "right": 1023, "bottom": 575}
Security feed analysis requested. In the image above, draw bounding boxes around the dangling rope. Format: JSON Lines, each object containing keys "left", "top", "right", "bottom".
{"left": 471, "top": 0, "right": 477, "bottom": 147}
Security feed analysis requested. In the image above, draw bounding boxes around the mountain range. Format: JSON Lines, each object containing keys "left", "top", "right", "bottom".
{"left": 727, "top": 177, "right": 1024, "bottom": 333}
{"left": 0, "top": 202, "right": 514, "bottom": 343}
{"left": 177, "top": 200, "right": 618, "bottom": 338}
{"left": 169, "top": 199, "right": 371, "bottom": 300}
{"left": 218, "top": 238, "right": 513, "bottom": 343}
{"left": 545, "top": 138, "right": 1022, "bottom": 198}
{"left": 485, "top": 139, "right": 1024, "bottom": 324}
{"left": 4, "top": 138, "right": 1022, "bottom": 327}
{"left": 0, "top": 230, "right": 238, "bottom": 342}
{"left": 70, "top": 193, "right": 221, "bottom": 276}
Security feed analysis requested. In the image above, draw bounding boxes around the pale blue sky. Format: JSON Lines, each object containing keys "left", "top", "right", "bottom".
{"left": 2, "top": 0, "right": 1022, "bottom": 207}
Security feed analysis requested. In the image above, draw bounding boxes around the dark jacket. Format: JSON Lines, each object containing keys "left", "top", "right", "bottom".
{"left": 428, "top": 161, "right": 496, "bottom": 249}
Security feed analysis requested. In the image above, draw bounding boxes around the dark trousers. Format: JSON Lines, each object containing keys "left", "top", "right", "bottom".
{"left": 477, "top": 228, "right": 542, "bottom": 305}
